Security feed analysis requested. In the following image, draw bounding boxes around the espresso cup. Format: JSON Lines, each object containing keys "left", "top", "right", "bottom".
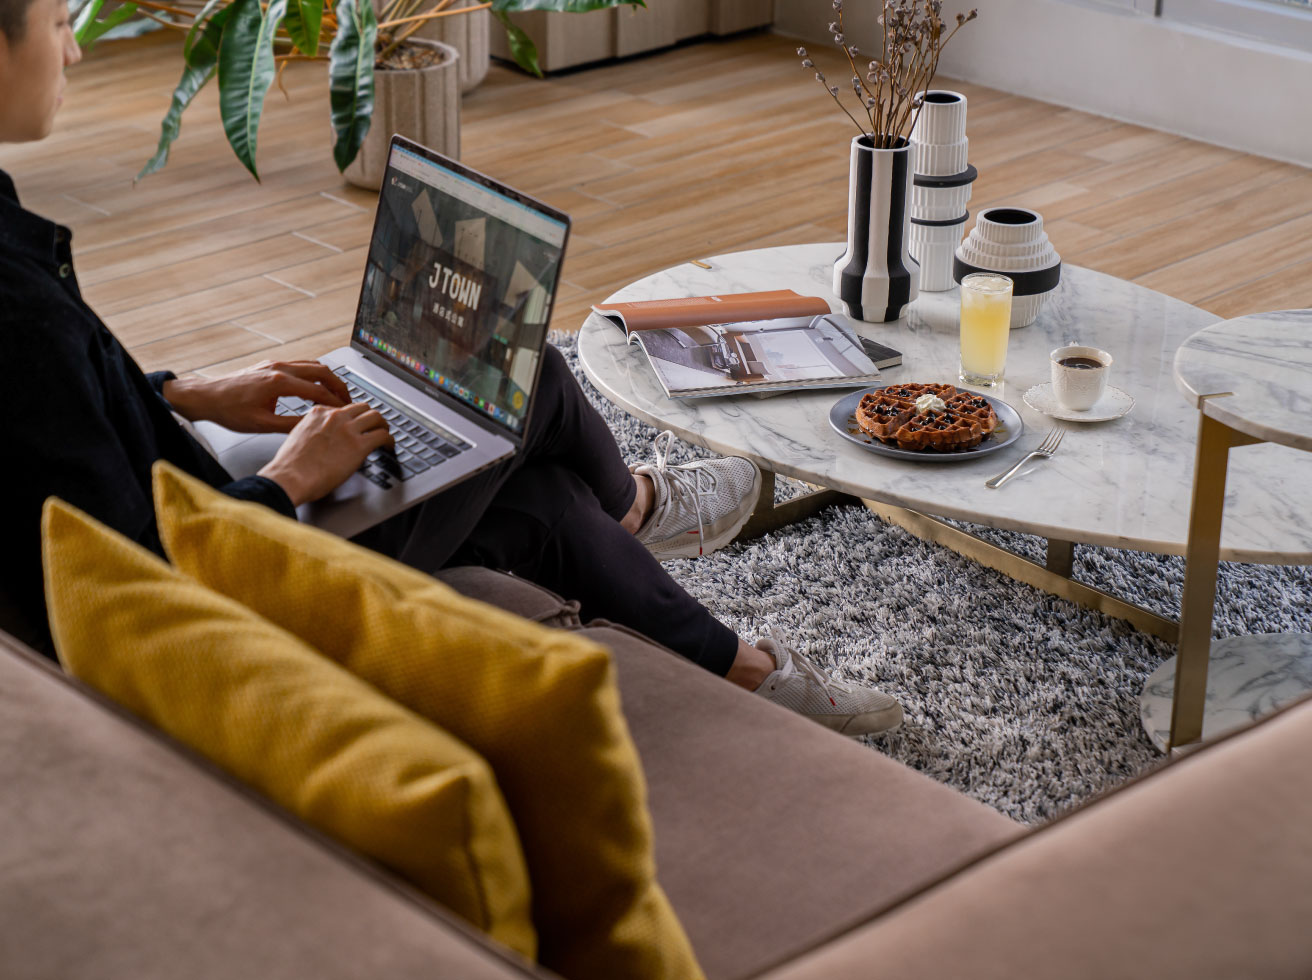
{"left": 1050, "top": 345, "right": 1112, "bottom": 411}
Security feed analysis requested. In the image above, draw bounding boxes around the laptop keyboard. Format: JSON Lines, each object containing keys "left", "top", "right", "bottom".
{"left": 274, "top": 367, "right": 472, "bottom": 490}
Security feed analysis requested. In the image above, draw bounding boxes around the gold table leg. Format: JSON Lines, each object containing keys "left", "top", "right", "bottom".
{"left": 736, "top": 470, "right": 857, "bottom": 541}
{"left": 1169, "top": 410, "right": 1263, "bottom": 749}
{"left": 862, "top": 500, "right": 1181, "bottom": 644}
{"left": 1046, "top": 539, "right": 1075, "bottom": 577}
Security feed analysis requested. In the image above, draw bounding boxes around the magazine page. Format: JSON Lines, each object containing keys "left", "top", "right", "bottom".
{"left": 631, "top": 314, "right": 881, "bottom": 399}
{"left": 594, "top": 290, "right": 832, "bottom": 334}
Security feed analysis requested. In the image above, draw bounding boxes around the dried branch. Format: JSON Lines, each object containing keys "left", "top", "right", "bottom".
{"left": 799, "top": 1, "right": 978, "bottom": 145}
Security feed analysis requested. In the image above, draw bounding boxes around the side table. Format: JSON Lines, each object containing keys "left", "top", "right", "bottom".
{"left": 1140, "top": 310, "right": 1312, "bottom": 751}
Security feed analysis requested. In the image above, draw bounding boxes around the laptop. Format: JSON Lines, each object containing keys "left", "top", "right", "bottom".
{"left": 194, "top": 135, "right": 571, "bottom": 538}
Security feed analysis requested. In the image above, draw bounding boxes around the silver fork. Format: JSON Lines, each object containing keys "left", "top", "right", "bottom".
{"left": 985, "top": 428, "right": 1064, "bottom": 489}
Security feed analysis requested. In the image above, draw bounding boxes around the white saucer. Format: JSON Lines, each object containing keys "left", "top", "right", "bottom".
{"left": 1023, "top": 383, "right": 1135, "bottom": 422}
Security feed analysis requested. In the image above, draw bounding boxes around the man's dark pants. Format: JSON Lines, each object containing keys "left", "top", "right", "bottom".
{"left": 354, "top": 344, "right": 740, "bottom": 677}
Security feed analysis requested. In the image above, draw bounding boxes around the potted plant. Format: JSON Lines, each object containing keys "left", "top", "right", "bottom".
{"left": 73, "top": 0, "right": 642, "bottom": 183}
{"left": 796, "top": 1, "right": 977, "bottom": 322}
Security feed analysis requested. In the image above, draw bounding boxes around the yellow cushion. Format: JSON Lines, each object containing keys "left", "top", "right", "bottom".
{"left": 41, "top": 497, "right": 536, "bottom": 959}
{"left": 153, "top": 461, "right": 704, "bottom": 980}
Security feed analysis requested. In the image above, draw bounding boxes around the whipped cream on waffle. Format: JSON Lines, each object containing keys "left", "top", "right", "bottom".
{"left": 915, "top": 393, "right": 947, "bottom": 415}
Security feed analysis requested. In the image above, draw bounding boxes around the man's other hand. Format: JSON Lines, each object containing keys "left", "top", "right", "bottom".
{"left": 161, "top": 360, "right": 351, "bottom": 432}
{"left": 257, "top": 403, "right": 394, "bottom": 506}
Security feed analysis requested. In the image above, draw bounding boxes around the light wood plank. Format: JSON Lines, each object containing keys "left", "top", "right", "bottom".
{"left": 1075, "top": 173, "right": 1312, "bottom": 281}
{"left": 1137, "top": 212, "right": 1312, "bottom": 303}
{"left": 132, "top": 323, "right": 274, "bottom": 374}
{"left": 83, "top": 234, "right": 337, "bottom": 316}
{"left": 230, "top": 285, "right": 360, "bottom": 342}
{"left": 103, "top": 277, "right": 308, "bottom": 346}
{"left": 1199, "top": 258, "right": 1312, "bottom": 320}
{"left": 197, "top": 326, "right": 346, "bottom": 377}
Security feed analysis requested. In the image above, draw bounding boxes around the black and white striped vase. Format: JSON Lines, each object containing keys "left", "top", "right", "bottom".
{"left": 833, "top": 135, "right": 920, "bottom": 323}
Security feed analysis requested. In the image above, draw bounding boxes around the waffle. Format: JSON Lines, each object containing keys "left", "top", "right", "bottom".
{"left": 854, "top": 384, "right": 999, "bottom": 452}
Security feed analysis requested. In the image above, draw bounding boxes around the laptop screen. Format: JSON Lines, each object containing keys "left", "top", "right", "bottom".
{"left": 352, "top": 141, "right": 569, "bottom": 438}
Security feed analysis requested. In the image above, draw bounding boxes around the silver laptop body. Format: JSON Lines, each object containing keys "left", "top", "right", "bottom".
{"left": 195, "top": 136, "right": 572, "bottom": 539}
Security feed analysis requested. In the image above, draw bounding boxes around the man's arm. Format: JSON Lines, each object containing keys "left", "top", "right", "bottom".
{"left": 154, "top": 359, "right": 394, "bottom": 506}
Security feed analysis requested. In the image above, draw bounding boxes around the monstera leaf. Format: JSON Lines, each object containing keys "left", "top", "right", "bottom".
{"left": 75, "top": 0, "right": 644, "bottom": 179}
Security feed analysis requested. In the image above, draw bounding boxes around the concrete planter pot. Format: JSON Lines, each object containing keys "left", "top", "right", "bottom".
{"left": 411, "top": 0, "right": 490, "bottom": 92}
{"left": 488, "top": 0, "right": 772, "bottom": 72}
{"left": 344, "top": 39, "right": 461, "bottom": 192}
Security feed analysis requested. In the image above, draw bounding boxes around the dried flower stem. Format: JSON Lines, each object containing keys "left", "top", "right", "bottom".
{"left": 800, "top": 2, "right": 977, "bottom": 149}
{"left": 901, "top": 15, "right": 972, "bottom": 141}
{"left": 835, "top": 7, "right": 874, "bottom": 131}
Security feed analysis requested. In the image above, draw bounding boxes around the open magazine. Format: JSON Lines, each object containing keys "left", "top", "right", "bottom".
{"left": 626, "top": 313, "right": 893, "bottom": 399}
{"left": 591, "top": 289, "right": 902, "bottom": 399}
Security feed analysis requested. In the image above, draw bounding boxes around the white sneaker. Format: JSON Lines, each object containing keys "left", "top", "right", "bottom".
{"left": 754, "top": 637, "right": 903, "bottom": 736}
{"left": 632, "top": 430, "right": 761, "bottom": 560}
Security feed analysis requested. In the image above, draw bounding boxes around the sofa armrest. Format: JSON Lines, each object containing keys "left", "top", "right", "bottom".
{"left": 436, "top": 566, "right": 581, "bottom": 628}
{"left": 758, "top": 694, "right": 1312, "bottom": 980}
{"left": 0, "top": 632, "right": 553, "bottom": 980}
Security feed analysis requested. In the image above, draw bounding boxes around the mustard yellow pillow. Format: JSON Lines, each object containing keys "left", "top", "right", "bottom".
{"left": 41, "top": 497, "right": 536, "bottom": 959}
{"left": 153, "top": 462, "right": 703, "bottom": 980}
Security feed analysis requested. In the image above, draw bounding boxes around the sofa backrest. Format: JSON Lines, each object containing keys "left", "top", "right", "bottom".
{"left": 761, "top": 690, "right": 1312, "bottom": 979}
{"left": 0, "top": 631, "right": 551, "bottom": 980}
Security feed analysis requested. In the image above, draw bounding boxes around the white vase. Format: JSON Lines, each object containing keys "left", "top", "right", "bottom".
{"left": 909, "top": 91, "right": 975, "bottom": 293}
{"left": 344, "top": 39, "right": 461, "bottom": 191}
{"left": 954, "top": 207, "right": 1062, "bottom": 328}
{"left": 833, "top": 136, "right": 920, "bottom": 323}
{"left": 910, "top": 219, "right": 967, "bottom": 292}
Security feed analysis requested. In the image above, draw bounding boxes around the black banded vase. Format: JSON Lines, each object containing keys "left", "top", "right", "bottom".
{"left": 833, "top": 135, "right": 920, "bottom": 323}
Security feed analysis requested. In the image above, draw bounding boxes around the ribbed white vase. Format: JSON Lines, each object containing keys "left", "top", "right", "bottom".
{"left": 909, "top": 91, "right": 975, "bottom": 292}
{"left": 954, "top": 207, "right": 1062, "bottom": 328}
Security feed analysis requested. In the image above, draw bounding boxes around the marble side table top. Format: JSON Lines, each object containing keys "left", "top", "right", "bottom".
{"left": 578, "top": 243, "right": 1312, "bottom": 563}
{"left": 1174, "top": 309, "right": 1312, "bottom": 452}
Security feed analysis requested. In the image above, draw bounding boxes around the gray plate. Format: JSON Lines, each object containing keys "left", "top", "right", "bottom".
{"left": 829, "top": 386, "right": 1024, "bottom": 462}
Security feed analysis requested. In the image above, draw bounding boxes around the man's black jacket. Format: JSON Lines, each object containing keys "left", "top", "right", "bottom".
{"left": 0, "top": 169, "right": 296, "bottom": 657}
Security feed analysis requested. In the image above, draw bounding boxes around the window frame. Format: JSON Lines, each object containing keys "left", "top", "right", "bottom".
{"left": 1159, "top": 0, "right": 1312, "bottom": 51}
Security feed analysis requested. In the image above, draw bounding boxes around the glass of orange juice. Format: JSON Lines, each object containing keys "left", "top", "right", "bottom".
{"left": 959, "top": 272, "right": 1014, "bottom": 387}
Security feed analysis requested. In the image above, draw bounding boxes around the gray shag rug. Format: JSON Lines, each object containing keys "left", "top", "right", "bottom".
{"left": 555, "top": 335, "right": 1312, "bottom": 825}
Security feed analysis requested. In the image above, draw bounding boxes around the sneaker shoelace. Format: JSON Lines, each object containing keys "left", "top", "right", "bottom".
{"left": 771, "top": 637, "right": 840, "bottom": 708}
{"left": 649, "top": 430, "right": 717, "bottom": 556}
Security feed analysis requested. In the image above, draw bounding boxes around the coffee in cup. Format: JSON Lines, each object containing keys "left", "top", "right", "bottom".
{"left": 1050, "top": 345, "right": 1111, "bottom": 411}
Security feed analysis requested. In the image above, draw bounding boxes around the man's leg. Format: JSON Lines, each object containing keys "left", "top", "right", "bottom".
{"left": 353, "top": 342, "right": 637, "bottom": 571}
{"left": 355, "top": 344, "right": 903, "bottom": 734}
{"left": 446, "top": 461, "right": 741, "bottom": 677}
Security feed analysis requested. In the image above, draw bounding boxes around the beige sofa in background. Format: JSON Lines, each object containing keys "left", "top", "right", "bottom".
{"left": 490, "top": 0, "right": 774, "bottom": 73}
{"left": 4, "top": 565, "right": 1311, "bottom": 979}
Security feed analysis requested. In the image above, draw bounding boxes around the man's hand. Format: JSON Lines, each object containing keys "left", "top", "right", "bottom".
{"left": 162, "top": 360, "right": 351, "bottom": 433}
{"left": 257, "top": 403, "right": 394, "bottom": 507}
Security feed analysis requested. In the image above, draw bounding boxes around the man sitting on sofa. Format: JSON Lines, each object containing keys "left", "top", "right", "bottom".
{"left": 0, "top": 0, "right": 902, "bottom": 736}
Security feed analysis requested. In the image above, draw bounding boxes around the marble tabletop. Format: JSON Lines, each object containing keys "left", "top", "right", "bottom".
{"left": 578, "top": 243, "right": 1312, "bottom": 564}
{"left": 1174, "top": 309, "right": 1312, "bottom": 452}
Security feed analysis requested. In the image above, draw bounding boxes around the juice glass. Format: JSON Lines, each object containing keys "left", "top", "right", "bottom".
{"left": 959, "top": 273, "right": 1014, "bottom": 387}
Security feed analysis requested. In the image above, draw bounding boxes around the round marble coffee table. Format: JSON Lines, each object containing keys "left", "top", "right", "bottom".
{"left": 1139, "top": 310, "right": 1312, "bottom": 750}
{"left": 577, "top": 245, "right": 1312, "bottom": 744}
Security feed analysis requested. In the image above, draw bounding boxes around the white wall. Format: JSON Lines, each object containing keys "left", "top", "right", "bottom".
{"left": 772, "top": 0, "right": 1312, "bottom": 168}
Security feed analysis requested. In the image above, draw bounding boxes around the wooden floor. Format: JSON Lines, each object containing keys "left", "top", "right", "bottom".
{"left": 3, "top": 29, "right": 1309, "bottom": 379}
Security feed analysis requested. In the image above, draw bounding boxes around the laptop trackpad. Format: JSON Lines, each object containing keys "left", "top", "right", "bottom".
{"left": 219, "top": 431, "right": 370, "bottom": 502}
{"left": 324, "top": 471, "right": 369, "bottom": 503}
{"left": 216, "top": 432, "right": 287, "bottom": 480}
